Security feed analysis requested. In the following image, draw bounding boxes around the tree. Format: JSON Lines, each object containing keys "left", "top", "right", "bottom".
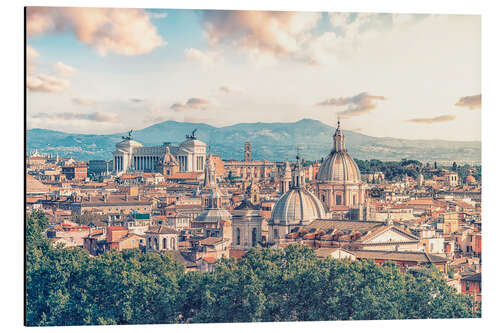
{"left": 26, "top": 212, "right": 479, "bottom": 326}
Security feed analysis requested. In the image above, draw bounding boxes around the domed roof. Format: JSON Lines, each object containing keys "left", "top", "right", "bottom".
{"left": 465, "top": 175, "right": 476, "bottom": 184}
{"left": 116, "top": 139, "right": 143, "bottom": 151}
{"left": 270, "top": 188, "right": 325, "bottom": 225}
{"left": 317, "top": 152, "right": 361, "bottom": 183}
{"left": 317, "top": 120, "right": 361, "bottom": 183}
{"left": 194, "top": 208, "right": 232, "bottom": 223}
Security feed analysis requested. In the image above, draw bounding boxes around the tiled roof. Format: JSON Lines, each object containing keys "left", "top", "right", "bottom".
{"left": 229, "top": 249, "right": 247, "bottom": 259}
{"left": 199, "top": 237, "right": 224, "bottom": 246}
{"left": 307, "top": 220, "right": 383, "bottom": 233}
{"left": 351, "top": 250, "right": 448, "bottom": 263}
{"left": 462, "top": 272, "right": 481, "bottom": 282}
{"left": 146, "top": 226, "right": 177, "bottom": 234}
{"left": 26, "top": 174, "right": 51, "bottom": 194}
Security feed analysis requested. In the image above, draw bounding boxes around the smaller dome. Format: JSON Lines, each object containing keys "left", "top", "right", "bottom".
{"left": 465, "top": 175, "right": 476, "bottom": 184}
{"left": 194, "top": 208, "right": 232, "bottom": 223}
{"left": 271, "top": 188, "right": 325, "bottom": 225}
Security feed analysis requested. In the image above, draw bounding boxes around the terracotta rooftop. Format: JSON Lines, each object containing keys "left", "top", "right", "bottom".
{"left": 351, "top": 250, "right": 448, "bottom": 264}
{"left": 199, "top": 237, "right": 225, "bottom": 246}
{"left": 26, "top": 174, "right": 51, "bottom": 194}
{"left": 146, "top": 226, "right": 178, "bottom": 234}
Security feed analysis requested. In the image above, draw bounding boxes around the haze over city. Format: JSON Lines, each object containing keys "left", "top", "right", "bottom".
{"left": 26, "top": 8, "right": 481, "bottom": 141}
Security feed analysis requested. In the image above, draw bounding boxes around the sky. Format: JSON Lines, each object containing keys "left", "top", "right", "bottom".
{"left": 26, "top": 7, "right": 481, "bottom": 141}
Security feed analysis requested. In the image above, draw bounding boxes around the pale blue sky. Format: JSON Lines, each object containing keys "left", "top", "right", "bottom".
{"left": 26, "top": 8, "right": 481, "bottom": 141}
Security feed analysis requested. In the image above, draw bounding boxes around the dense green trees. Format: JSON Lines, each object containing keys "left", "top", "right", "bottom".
{"left": 26, "top": 212, "right": 479, "bottom": 326}
{"left": 354, "top": 159, "right": 422, "bottom": 181}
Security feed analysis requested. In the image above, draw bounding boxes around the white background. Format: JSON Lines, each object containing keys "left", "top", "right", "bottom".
{"left": 1, "top": 0, "right": 498, "bottom": 332}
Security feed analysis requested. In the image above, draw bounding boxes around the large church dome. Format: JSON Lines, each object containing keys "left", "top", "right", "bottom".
{"left": 317, "top": 120, "right": 361, "bottom": 183}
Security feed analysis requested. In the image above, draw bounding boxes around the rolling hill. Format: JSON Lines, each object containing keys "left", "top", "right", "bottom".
{"left": 26, "top": 119, "right": 481, "bottom": 163}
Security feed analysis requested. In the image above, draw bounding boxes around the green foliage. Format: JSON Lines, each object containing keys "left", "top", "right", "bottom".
{"left": 354, "top": 159, "right": 421, "bottom": 181}
{"left": 72, "top": 211, "right": 101, "bottom": 226}
{"left": 26, "top": 212, "right": 479, "bottom": 326}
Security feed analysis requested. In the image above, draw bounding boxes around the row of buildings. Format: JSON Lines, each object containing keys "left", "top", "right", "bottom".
{"left": 26, "top": 121, "right": 482, "bottom": 302}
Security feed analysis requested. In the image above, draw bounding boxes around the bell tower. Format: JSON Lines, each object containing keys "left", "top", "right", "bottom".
{"left": 244, "top": 141, "right": 252, "bottom": 162}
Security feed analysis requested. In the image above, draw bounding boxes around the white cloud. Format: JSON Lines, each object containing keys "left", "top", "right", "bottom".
{"left": 54, "top": 61, "right": 76, "bottom": 77}
{"left": 31, "top": 111, "right": 119, "bottom": 122}
{"left": 455, "top": 94, "right": 481, "bottom": 110}
{"left": 202, "top": 11, "right": 321, "bottom": 59}
{"left": 26, "top": 7, "right": 165, "bottom": 56}
{"left": 171, "top": 97, "right": 212, "bottom": 111}
{"left": 72, "top": 97, "right": 95, "bottom": 106}
{"left": 317, "top": 92, "right": 387, "bottom": 118}
{"left": 27, "top": 74, "right": 70, "bottom": 93}
{"left": 184, "top": 48, "right": 220, "bottom": 66}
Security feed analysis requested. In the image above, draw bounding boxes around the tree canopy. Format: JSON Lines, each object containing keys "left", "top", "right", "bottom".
{"left": 25, "top": 211, "right": 479, "bottom": 326}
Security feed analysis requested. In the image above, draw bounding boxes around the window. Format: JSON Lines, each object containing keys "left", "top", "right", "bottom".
{"left": 252, "top": 228, "right": 257, "bottom": 247}
{"left": 163, "top": 238, "right": 167, "bottom": 249}
{"left": 236, "top": 228, "right": 241, "bottom": 245}
{"left": 336, "top": 194, "right": 342, "bottom": 205}
{"left": 274, "top": 229, "right": 278, "bottom": 240}
{"left": 171, "top": 238, "right": 175, "bottom": 249}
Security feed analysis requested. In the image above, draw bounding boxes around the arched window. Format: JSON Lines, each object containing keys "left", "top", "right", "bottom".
{"left": 274, "top": 229, "right": 278, "bottom": 240}
{"left": 336, "top": 194, "right": 342, "bottom": 205}
{"left": 154, "top": 238, "right": 158, "bottom": 250}
{"left": 236, "top": 228, "right": 241, "bottom": 245}
{"left": 171, "top": 237, "right": 175, "bottom": 249}
{"left": 163, "top": 238, "right": 167, "bottom": 250}
{"left": 252, "top": 228, "right": 257, "bottom": 247}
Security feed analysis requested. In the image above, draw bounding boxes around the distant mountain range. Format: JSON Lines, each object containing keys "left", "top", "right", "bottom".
{"left": 26, "top": 119, "right": 481, "bottom": 163}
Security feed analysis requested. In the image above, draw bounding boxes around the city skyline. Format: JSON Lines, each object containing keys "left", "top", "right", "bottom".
{"left": 26, "top": 8, "right": 481, "bottom": 141}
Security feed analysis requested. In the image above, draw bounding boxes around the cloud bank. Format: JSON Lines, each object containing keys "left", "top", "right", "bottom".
{"left": 406, "top": 115, "right": 456, "bottom": 124}
{"left": 455, "top": 94, "right": 481, "bottom": 110}
{"left": 32, "top": 112, "right": 118, "bottom": 122}
{"left": 317, "top": 92, "right": 387, "bottom": 118}
{"left": 202, "top": 10, "right": 321, "bottom": 58}
{"left": 72, "top": 97, "right": 95, "bottom": 106}
{"left": 26, "top": 7, "right": 165, "bottom": 56}
{"left": 184, "top": 48, "right": 220, "bottom": 66}
{"left": 170, "top": 98, "right": 212, "bottom": 111}
{"left": 27, "top": 74, "right": 70, "bottom": 93}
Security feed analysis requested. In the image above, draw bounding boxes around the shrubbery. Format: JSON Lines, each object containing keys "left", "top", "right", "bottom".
{"left": 26, "top": 211, "right": 479, "bottom": 326}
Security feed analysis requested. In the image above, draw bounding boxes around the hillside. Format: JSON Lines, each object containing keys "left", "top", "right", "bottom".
{"left": 26, "top": 119, "right": 481, "bottom": 163}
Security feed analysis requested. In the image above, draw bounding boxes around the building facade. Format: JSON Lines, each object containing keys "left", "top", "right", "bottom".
{"left": 232, "top": 200, "right": 263, "bottom": 250}
{"left": 112, "top": 132, "right": 206, "bottom": 175}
